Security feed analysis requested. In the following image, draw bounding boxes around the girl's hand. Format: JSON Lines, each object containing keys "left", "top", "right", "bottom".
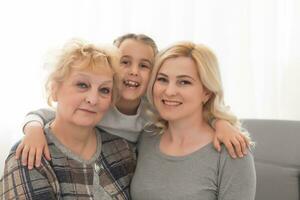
{"left": 15, "top": 122, "right": 51, "bottom": 169}
{"left": 213, "top": 120, "right": 250, "bottom": 158}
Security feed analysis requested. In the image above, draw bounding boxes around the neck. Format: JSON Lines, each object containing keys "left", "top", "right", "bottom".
{"left": 159, "top": 115, "right": 214, "bottom": 157}
{"left": 50, "top": 117, "right": 97, "bottom": 160}
{"left": 116, "top": 97, "right": 141, "bottom": 115}
{"left": 166, "top": 114, "right": 214, "bottom": 144}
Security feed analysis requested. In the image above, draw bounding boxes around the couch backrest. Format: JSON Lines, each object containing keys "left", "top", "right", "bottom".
{"left": 242, "top": 119, "right": 300, "bottom": 200}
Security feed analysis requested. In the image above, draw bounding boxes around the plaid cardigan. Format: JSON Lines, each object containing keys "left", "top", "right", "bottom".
{"left": 0, "top": 126, "right": 136, "bottom": 200}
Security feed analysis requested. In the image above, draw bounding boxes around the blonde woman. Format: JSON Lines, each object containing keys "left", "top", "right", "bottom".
{"left": 1, "top": 40, "right": 135, "bottom": 199}
{"left": 131, "top": 42, "right": 256, "bottom": 200}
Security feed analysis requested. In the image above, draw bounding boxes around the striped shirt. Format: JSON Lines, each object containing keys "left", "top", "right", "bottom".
{"left": 0, "top": 124, "right": 136, "bottom": 200}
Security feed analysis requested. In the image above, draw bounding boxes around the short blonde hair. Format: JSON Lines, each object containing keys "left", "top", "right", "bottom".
{"left": 147, "top": 41, "right": 249, "bottom": 139}
{"left": 46, "top": 39, "right": 120, "bottom": 106}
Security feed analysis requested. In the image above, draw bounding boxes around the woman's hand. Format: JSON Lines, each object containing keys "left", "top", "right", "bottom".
{"left": 15, "top": 121, "right": 51, "bottom": 169}
{"left": 213, "top": 120, "right": 250, "bottom": 158}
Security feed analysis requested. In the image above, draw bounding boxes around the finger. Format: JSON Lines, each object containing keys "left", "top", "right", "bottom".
{"left": 213, "top": 137, "right": 221, "bottom": 152}
{"left": 237, "top": 135, "right": 247, "bottom": 155}
{"left": 27, "top": 148, "right": 36, "bottom": 170}
{"left": 15, "top": 142, "right": 24, "bottom": 160}
{"left": 242, "top": 134, "right": 251, "bottom": 149}
{"left": 43, "top": 145, "right": 51, "bottom": 161}
{"left": 231, "top": 138, "right": 243, "bottom": 158}
{"left": 21, "top": 145, "right": 29, "bottom": 166}
{"left": 35, "top": 149, "right": 42, "bottom": 167}
{"left": 224, "top": 141, "right": 237, "bottom": 159}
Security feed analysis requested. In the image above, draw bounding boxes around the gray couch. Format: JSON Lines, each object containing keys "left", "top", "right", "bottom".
{"left": 242, "top": 119, "right": 300, "bottom": 200}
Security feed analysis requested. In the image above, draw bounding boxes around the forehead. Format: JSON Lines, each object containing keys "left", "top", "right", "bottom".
{"left": 68, "top": 68, "right": 114, "bottom": 83}
{"left": 159, "top": 56, "right": 199, "bottom": 77}
{"left": 118, "top": 39, "right": 154, "bottom": 61}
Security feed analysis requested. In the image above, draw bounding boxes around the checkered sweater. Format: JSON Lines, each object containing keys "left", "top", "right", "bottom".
{"left": 0, "top": 125, "right": 136, "bottom": 200}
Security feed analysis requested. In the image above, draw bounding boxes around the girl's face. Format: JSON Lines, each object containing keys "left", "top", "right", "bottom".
{"left": 53, "top": 67, "right": 113, "bottom": 127}
{"left": 153, "top": 56, "right": 210, "bottom": 123}
{"left": 118, "top": 39, "right": 155, "bottom": 102}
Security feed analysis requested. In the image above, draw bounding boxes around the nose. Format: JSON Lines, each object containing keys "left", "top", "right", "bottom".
{"left": 128, "top": 63, "right": 139, "bottom": 76}
{"left": 164, "top": 82, "right": 177, "bottom": 96}
{"left": 85, "top": 89, "right": 99, "bottom": 105}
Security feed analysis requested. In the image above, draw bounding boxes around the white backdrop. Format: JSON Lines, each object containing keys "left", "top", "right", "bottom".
{"left": 0, "top": 0, "right": 299, "bottom": 173}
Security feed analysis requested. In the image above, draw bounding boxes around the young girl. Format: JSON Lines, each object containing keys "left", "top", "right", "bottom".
{"left": 130, "top": 41, "right": 255, "bottom": 200}
{"left": 16, "top": 34, "right": 250, "bottom": 170}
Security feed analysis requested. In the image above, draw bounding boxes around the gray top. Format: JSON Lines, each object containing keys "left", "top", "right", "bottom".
{"left": 130, "top": 130, "right": 256, "bottom": 200}
{"left": 23, "top": 97, "right": 151, "bottom": 142}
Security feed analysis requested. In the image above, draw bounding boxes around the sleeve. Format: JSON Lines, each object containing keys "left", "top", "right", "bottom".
{"left": 96, "top": 106, "right": 145, "bottom": 142}
{"left": 0, "top": 151, "right": 58, "bottom": 200}
{"left": 22, "top": 108, "right": 56, "bottom": 133}
{"left": 217, "top": 149, "right": 256, "bottom": 200}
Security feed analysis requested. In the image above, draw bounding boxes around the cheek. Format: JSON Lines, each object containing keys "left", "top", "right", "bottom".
{"left": 152, "top": 83, "right": 162, "bottom": 103}
{"left": 141, "top": 71, "right": 151, "bottom": 85}
{"left": 98, "top": 97, "right": 112, "bottom": 111}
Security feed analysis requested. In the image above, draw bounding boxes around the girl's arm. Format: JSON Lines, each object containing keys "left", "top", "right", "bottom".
{"left": 15, "top": 108, "right": 55, "bottom": 169}
{"left": 212, "top": 120, "right": 250, "bottom": 159}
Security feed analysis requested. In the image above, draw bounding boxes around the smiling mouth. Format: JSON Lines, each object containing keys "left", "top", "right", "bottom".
{"left": 123, "top": 80, "right": 140, "bottom": 88}
{"left": 162, "top": 99, "right": 182, "bottom": 106}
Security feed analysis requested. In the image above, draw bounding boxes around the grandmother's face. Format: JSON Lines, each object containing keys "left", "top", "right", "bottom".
{"left": 53, "top": 67, "right": 113, "bottom": 127}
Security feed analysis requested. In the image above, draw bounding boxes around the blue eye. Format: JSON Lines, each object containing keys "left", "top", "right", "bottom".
{"left": 77, "top": 82, "right": 89, "bottom": 89}
{"left": 99, "top": 87, "right": 111, "bottom": 95}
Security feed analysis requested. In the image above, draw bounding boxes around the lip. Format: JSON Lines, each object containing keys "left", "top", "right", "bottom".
{"left": 123, "top": 79, "right": 141, "bottom": 88}
{"left": 78, "top": 108, "right": 97, "bottom": 114}
{"left": 162, "top": 99, "right": 182, "bottom": 106}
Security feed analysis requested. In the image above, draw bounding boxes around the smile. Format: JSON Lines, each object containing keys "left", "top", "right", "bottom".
{"left": 162, "top": 99, "right": 182, "bottom": 106}
{"left": 123, "top": 80, "right": 140, "bottom": 88}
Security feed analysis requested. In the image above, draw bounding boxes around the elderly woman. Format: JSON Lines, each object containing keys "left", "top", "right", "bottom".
{"left": 0, "top": 40, "right": 135, "bottom": 200}
{"left": 130, "top": 42, "right": 256, "bottom": 200}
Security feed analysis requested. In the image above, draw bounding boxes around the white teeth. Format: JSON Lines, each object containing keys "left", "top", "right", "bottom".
{"left": 163, "top": 100, "right": 181, "bottom": 106}
{"left": 124, "top": 80, "right": 140, "bottom": 87}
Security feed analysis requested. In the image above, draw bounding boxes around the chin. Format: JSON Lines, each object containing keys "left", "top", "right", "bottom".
{"left": 121, "top": 93, "right": 141, "bottom": 101}
{"left": 159, "top": 113, "right": 179, "bottom": 121}
{"left": 73, "top": 117, "right": 101, "bottom": 127}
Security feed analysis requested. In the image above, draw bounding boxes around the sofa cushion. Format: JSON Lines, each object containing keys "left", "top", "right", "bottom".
{"left": 242, "top": 119, "right": 300, "bottom": 200}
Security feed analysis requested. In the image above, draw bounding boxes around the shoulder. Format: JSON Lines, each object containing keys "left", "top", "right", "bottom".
{"left": 3, "top": 142, "right": 54, "bottom": 181}
{"left": 219, "top": 144, "right": 255, "bottom": 172}
{"left": 140, "top": 124, "right": 161, "bottom": 140}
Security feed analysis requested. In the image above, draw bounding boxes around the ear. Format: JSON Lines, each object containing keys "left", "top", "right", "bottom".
{"left": 202, "top": 89, "right": 212, "bottom": 104}
{"left": 51, "top": 82, "right": 59, "bottom": 102}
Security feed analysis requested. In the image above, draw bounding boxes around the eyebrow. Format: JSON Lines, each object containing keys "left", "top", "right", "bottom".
{"left": 157, "top": 72, "right": 196, "bottom": 81}
{"left": 74, "top": 73, "right": 113, "bottom": 84}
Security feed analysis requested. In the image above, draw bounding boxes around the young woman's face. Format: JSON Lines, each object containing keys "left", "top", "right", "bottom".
{"left": 54, "top": 67, "right": 113, "bottom": 127}
{"left": 118, "top": 39, "right": 155, "bottom": 102}
{"left": 153, "top": 56, "right": 210, "bottom": 122}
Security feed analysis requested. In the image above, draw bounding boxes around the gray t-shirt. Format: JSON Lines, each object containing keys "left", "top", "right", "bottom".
{"left": 130, "top": 130, "right": 256, "bottom": 200}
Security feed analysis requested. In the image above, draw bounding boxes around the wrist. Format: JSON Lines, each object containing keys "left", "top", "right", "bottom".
{"left": 23, "top": 121, "right": 43, "bottom": 133}
{"left": 214, "top": 119, "right": 230, "bottom": 128}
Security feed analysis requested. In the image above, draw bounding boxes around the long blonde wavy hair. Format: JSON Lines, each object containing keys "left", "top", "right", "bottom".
{"left": 147, "top": 41, "right": 249, "bottom": 139}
